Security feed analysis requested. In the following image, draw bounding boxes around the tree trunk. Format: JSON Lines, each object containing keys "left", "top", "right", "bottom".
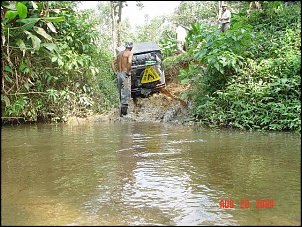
{"left": 117, "top": 1, "right": 123, "bottom": 47}
{"left": 217, "top": 1, "right": 223, "bottom": 28}
{"left": 110, "top": 1, "right": 116, "bottom": 56}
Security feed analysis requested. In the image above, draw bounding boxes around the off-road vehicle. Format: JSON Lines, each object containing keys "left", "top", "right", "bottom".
{"left": 116, "top": 42, "right": 166, "bottom": 102}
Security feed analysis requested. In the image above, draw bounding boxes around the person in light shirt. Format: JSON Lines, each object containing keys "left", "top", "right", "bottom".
{"left": 176, "top": 23, "right": 187, "bottom": 52}
{"left": 219, "top": 3, "right": 231, "bottom": 32}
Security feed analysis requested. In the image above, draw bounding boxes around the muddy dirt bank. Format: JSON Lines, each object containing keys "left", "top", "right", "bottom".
{"left": 68, "top": 83, "right": 196, "bottom": 126}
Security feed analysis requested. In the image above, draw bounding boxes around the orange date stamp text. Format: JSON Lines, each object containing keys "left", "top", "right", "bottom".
{"left": 219, "top": 199, "right": 274, "bottom": 209}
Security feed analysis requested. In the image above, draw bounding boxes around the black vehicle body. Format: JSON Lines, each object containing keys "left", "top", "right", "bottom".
{"left": 116, "top": 42, "right": 166, "bottom": 99}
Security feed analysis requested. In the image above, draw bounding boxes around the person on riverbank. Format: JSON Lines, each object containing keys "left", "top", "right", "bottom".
{"left": 219, "top": 3, "right": 231, "bottom": 32}
{"left": 111, "top": 40, "right": 134, "bottom": 117}
{"left": 176, "top": 23, "right": 187, "bottom": 52}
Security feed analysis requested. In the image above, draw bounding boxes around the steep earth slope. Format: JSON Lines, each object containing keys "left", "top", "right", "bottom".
{"left": 69, "top": 82, "right": 194, "bottom": 126}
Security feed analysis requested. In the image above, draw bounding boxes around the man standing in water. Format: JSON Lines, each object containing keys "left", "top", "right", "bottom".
{"left": 111, "top": 41, "right": 134, "bottom": 117}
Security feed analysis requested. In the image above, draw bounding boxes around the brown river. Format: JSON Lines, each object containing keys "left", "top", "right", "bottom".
{"left": 1, "top": 121, "right": 301, "bottom": 226}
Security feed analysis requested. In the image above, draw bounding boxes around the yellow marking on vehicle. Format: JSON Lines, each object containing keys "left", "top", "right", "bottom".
{"left": 141, "top": 66, "right": 161, "bottom": 84}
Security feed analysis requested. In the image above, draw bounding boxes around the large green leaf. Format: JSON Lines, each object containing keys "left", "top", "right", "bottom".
{"left": 17, "top": 2, "right": 27, "bottom": 19}
{"left": 16, "top": 39, "right": 27, "bottom": 55}
{"left": 4, "top": 65, "right": 13, "bottom": 73}
{"left": 5, "top": 10, "right": 18, "bottom": 19}
{"left": 3, "top": 2, "right": 16, "bottom": 10}
{"left": 17, "top": 18, "right": 40, "bottom": 24}
{"left": 1, "top": 95, "right": 10, "bottom": 106}
{"left": 17, "top": 17, "right": 65, "bottom": 25}
{"left": 41, "top": 43, "right": 57, "bottom": 52}
{"left": 24, "top": 31, "right": 41, "bottom": 51}
{"left": 33, "top": 26, "right": 52, "bottom": 41}
{"left": 46, "top": 22, "right": 57, "bottom": 33}
{"left": 41, "top": 17, "right": 65, "bottom": 22}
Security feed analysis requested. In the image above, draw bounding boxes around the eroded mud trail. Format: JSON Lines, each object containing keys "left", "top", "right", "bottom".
{"left": 68, "top": 83, "right": 194, "bottom": 126}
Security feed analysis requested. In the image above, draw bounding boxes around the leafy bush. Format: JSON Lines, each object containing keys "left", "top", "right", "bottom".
{"left": 1, "top": 1, "right": 117, "bottom": 123}
{"left": 179, "top": 4, "right": 301, "bottom": 132}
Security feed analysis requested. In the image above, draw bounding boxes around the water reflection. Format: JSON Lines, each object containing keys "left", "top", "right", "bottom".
{"left": 1, "top": 122, "right": 301, "bottom": 226}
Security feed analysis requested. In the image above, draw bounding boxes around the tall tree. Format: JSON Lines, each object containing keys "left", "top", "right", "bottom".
{"left": 117, "top": 1, "right": 123, "bottom": 47}
{"left": 109, "top": 1, "right": 143, "bottom": 55}
{"left": 110, "top": 1, "right": 117, "bottom": 55}
{"left": 218, "top": 1, "right": 223, "bottom": 28}
{"left": 109, "top": 1, "right": 126, "bottom": 55}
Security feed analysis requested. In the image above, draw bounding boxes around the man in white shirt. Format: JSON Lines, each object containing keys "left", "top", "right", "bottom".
{"left": 176, "top": 23, "right": 187, "bottom": 52}
{"left": 219, "top": 3, "right": 231, "bottom": 32}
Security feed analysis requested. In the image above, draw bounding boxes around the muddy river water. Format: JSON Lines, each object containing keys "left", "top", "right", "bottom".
{"left": 1, "top": 121, "right": 301, "bottom": 226}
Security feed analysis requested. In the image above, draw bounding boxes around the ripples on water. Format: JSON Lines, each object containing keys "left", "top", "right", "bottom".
{"left": 1, "top": 122, "right": 301, "bottom": 226}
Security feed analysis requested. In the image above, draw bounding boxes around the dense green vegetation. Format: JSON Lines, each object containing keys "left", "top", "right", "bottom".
{"left": 1, "top": 1, "right": 300, "bottom": 133}
{"left": 177, "top": 2, "right": 301, "bottom": 132}
{"left": 1, "top": 1, "right": 119, "bottom": 123}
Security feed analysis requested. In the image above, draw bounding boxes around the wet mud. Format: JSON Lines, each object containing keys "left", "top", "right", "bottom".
{"left": 68, "top": 83, "right": 194, "bottom": 126}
